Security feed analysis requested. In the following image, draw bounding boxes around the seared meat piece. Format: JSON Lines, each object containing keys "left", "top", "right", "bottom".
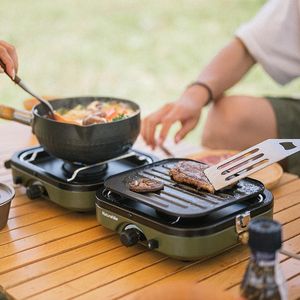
{"left": 82, "top": 115, "right": 107, "bottom": 125}
{"left": 93, "top": 111, "right": 107, "bottom": 118}
{"left": 129, "top": 178, "right": 164, "bottom": 193}
{"left": 169, "top": 161, "right": 215, "bottom": 193}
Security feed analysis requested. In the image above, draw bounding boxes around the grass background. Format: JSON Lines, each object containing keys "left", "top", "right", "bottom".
{"left": 1, "top": 0, "right": 300, "bottom": 145}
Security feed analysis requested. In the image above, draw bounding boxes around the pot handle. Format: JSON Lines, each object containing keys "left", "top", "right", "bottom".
{"left": 0, "top": 104, "right": 32, "bottom": 126}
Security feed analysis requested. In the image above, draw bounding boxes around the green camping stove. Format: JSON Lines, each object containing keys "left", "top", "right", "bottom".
{"left": 96, "top": 159, "right": 273, "bottom": 260}
{"left": 5, "top": 146, "right": 155, "bottom": 211}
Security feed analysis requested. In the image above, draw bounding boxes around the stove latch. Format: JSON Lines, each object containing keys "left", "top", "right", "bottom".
{"left": 235, "top": 211, "right": 251, "bottom": 245}
{"left": 4, "top": 160, "right": 11, "bottom": 169}
{"left": 26, "top": 183, "right": 46, "bottom": 199}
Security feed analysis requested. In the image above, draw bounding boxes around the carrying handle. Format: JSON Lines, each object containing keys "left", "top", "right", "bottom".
{"left": 0, "top": 104, "right": 32, "bottom": 126}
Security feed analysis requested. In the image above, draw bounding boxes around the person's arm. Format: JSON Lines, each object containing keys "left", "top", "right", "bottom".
{"left": 0, "top": 40, "right": 18, "bottom": 79}
{"left": 141, "top": 37, "right": 256, "bottom": 148}
{"left": 196, "top": 37, "right": 255, "bottom": 99}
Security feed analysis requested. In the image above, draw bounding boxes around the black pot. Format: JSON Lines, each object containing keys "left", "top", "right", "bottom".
{"left": 0, "top": 96, "right": 140, "bottom": 164}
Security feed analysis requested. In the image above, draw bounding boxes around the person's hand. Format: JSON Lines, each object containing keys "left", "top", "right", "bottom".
{"left": 0, "top": 40, "right": 18, "bottom": 79}
{"left": 141, "top": 85, "right": 210, "bottom": 149}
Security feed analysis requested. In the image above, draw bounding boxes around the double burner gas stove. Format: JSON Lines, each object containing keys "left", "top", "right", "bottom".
{"left": 6, "top": 147, "right": 274, "bottom": 261}
{"left": 96, "top": 159, "right": 274, "bottom": 260}
{"left": 5, "top": 146, "right": 156, "bottom": 211}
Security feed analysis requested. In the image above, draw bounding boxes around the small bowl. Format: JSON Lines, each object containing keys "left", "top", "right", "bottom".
{"left": 0, "top": 183, "right": 15, "bottom": 230}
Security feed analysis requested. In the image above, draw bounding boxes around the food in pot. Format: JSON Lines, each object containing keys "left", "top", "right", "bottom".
{"left": 169, "top": 161, "right": 215, "bottom": 193}
{"left": 56, "top": 100, "right": 136, "bottom": 125}
{"left": 82, "top": 115, "right": 107, "bottom": 125}
{"left": 129, "top": 178, "right": 164, "bottom": 193}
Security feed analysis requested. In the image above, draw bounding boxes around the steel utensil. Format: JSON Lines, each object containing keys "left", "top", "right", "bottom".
{"left": 0, "top": 60, "right": 55, "bottom": 118}
{"left": 159, "top": 144, "right": 175, "bottom": 158}
{"left": 204, "top": 139, "right": 300, "bottom": 190}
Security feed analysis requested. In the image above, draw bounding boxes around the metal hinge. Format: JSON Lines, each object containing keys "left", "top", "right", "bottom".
{"left": 235, "top": 211, "right": 251, "bottom": 245}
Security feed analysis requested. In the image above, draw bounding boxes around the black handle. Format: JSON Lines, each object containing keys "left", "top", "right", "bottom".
{"left": 0, "top": 60, "right": 20, "bottom": 83}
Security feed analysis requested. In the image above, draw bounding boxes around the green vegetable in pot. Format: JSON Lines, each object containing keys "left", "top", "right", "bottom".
{"left": 112, "top": 114, "right": 127, "bottom": 121}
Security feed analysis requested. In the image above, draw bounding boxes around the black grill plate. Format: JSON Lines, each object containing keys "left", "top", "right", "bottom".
{"left": 104, "top": 159, "right": 265, "bottom": 218}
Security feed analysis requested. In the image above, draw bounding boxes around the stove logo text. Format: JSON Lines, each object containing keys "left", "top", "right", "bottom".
{"left": 102, "top": 211, "right": 119, "bottom": 222}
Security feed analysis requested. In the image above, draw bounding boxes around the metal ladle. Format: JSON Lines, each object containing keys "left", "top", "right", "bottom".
{"left": 0, "top": 60, "right": 55, "bottom": 118}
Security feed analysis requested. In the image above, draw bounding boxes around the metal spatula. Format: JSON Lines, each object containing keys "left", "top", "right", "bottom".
{"left": 204, "top": 139, "right": 300, "bottom": 191}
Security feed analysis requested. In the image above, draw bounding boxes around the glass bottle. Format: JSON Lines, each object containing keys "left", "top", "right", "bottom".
{"left": 240, "top": 218, "right": 287, "bottom": 300}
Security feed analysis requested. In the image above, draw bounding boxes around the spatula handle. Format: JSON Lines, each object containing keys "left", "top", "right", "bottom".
{"left": 263, "top": 139, "right": 300, "bottom": 161}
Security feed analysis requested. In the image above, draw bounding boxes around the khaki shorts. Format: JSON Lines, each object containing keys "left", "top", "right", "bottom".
{"left": 267, "top": 96, "right": 300, "bottom": 175}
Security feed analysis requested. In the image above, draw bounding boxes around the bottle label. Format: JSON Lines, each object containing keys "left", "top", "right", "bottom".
{"left": 253, "top": 252, "right": 276, "bottom": 265}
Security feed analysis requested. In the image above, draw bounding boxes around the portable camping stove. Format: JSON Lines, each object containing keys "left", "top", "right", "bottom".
{"left": 96, "top": 159, "right": 274, "bottom": 260}
{"left": 5, "top": 146, "right": 156, "bottom": 211}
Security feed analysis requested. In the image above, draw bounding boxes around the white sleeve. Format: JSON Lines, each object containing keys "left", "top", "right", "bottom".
{"left": 236, "top": 0, "right": 300, "bottom": 85}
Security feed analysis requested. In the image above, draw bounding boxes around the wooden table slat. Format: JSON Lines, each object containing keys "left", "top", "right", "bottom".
{"left": 0, "top": 227, "right": 113, "bottom": 274}
{"left": 3, "top": 203, "right": 70, "bottom": 233}
{"left": 7, "top": 245, "right": 149, "bottom": 299}
{"left": 0, "top": 235, "right": 121, "bottom": 288}
{"left": 0, "top": 213, "right": 93, "bottom": 246}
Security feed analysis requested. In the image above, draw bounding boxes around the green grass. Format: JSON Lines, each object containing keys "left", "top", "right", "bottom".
{"left": 0, "top": 0, "right": 299, "bottom": 144}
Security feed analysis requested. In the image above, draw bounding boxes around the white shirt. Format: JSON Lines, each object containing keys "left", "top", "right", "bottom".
{"left": 236, "top": 0, "right": 300, "bottom": 85}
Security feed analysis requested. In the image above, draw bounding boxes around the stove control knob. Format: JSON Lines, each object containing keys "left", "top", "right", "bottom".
{"left": 26, "top": 184, "right": 45, "bottom": 199}
{"left": 147, "top": 239, "right": 159, "bottom": 250}
{"left": 4, "top": 160, "right": 11, "bottom": 169}
{"left": 120, "top": 228, "right": 141, "bottom": 247}
{"left": 14, "top": 176, "right": 23, "bottom": 185}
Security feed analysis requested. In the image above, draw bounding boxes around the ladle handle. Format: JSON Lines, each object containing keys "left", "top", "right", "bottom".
{"left": 0, "top": 60, "right": 55, "bottom": 117}
{"left": 0, "top": 104, "right": 32, "bottom": 126}
{"left": 0, "top": 60, "right": 19, "bottom": 82}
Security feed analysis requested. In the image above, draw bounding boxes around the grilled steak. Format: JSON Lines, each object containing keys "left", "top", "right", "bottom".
{"left": 169, "top": 161, "right": 215, "bottom": 193}
{"left": 129, "top": 178, "right": 164, "bottom": 193}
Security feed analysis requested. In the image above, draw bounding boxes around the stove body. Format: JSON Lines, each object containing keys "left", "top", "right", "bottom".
{"left": 96, "top": 159, "right": 274, "bottom": 260}
{"left": 96, "top": 189, "right": 273, "bottom": 260}
{"left": 7, "top": 148, "right": 274, "bottom": 260}
{"left": 7, "top": 146, "right": 155, "bottom": 211}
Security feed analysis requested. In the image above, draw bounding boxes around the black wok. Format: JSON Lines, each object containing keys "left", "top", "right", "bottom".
{"left": 0, "top": 96, "right": 140, "bottom": 164}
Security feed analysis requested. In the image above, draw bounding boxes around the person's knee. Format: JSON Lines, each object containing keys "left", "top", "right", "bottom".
{"left": 201, "top": 96, "right": 246, "bottom": 149}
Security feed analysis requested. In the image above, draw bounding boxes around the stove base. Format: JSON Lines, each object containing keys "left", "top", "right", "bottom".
{"left": 12, "top": 167, "right": 96, "bottom": 211}
{"left": 96, "top": 203, "right": 273, "bottom": 260}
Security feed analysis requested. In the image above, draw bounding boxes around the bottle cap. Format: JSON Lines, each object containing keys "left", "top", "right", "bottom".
{"left": 248, "top": 218, "right": 282, "bottom": 252}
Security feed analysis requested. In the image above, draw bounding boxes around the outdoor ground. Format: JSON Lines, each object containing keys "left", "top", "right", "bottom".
{"left": 0, "top": 0, "right": 299, "bottom": 145}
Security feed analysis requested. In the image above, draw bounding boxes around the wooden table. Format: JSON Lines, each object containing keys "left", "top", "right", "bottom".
{"left": 0, "top": 123, "right": 300, "bottom": 300}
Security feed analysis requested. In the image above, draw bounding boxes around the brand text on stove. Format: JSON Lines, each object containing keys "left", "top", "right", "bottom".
{"left": 102, "top": 211, "right": 119, "bottom": 221}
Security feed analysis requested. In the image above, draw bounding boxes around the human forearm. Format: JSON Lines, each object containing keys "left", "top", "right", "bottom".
{"left": 196, "top": 37, "right": 255, "bottom": 100}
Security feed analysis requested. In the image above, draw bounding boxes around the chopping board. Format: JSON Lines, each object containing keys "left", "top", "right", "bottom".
{"left": 187, "top": 149, "right": 283, "bottom": 190}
